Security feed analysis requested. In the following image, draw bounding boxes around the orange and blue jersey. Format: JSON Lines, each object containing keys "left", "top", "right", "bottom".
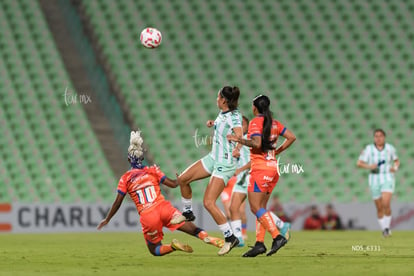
{"left": 247, "top": 115, "right": 286, "bottom": 171}
{"left": 117, "top": 166, "right": 166, "bottom": 214}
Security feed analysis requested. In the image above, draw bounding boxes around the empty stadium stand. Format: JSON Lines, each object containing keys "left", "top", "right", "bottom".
{"left": 0, "top": 0, "right": 116, "bottom": 202}
{"left": 1, "top": 0, "right": 413, "bottom": 203}
{"left": 78, "top": 0, "right": 413, "bottom": 202}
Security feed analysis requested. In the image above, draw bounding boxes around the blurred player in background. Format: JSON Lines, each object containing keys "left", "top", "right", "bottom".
{"left": 228, "top": 95, "right": 296, "bottom": 257}
{"left": 220, "top": 175, "right": 236, "bottom": 220}
{"left": 227, "top": 115, "right": 250, "bottom": 247}
{"left": 97, "top": 131, "right": 224, "bottom": 256}
{"left": 357, "top": 128, "right": 399, "bottom": 237}
{"left": 175, "top": 86, "right": 243, "bottom": 255}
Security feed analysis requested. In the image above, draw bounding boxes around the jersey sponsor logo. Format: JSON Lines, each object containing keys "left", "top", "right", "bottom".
{"left": 263, "top": 175, "right": 273, "bottom": 181}
{"left": 147, "top": 230, "right": 159, "bottom": 240}
{"left": 217, "top": 167, "right": 223, "bottom": 172}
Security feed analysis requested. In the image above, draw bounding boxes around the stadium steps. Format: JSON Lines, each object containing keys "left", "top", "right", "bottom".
{"left": 0, "top": 0, "right": 116, "bottom": 203}
{"left": 38, "top": 0, "right": 127, "bottom": 178}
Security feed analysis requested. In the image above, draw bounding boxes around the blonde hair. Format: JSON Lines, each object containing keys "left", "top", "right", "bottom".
{"left": 128, "top": 130, "right": 144, "bottom": 159}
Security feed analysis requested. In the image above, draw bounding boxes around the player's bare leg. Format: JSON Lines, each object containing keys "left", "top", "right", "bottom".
{"left": 374, "top": 197, "right": 387, "bottom": 236}
{"left": 229, "top": 192, "right": 247, "bottom": 246}
{"left": 247, "top": 191, "right": 286, "bottom": 257}
{"left": 204, "top": 176, "right": 239, "bottom": 255}
{"left": 177, "top": 221, "right": 224, "bottom": 248}
{"left": 381, "top": 192, "right": 393, "bottom": 236}
{"left": 177, "top": 160, "right": 210, "bottom": 221}
{"left": 146, "top": 240, "right": 192, "bottom": 256}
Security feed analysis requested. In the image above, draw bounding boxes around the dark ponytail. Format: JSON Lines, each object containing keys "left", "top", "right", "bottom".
{"left": 253, "top": 95, "right": 275, "bottom": 152}
{"left": 220, "top": 86, "right": 240, "bottom": 111}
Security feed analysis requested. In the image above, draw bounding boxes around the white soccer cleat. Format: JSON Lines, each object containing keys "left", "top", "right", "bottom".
{"left": 217, "top": 238, "right": 239, "bottom": 256}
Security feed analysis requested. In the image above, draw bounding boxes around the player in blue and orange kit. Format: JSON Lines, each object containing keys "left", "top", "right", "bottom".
{"left": 228, "top": 95, "right": 296, "bottom": 257}
{"left": 97, "top": 131, "right": 223, "bottom": 256}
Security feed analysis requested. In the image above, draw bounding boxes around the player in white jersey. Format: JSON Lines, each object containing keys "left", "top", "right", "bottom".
{"left": 173, "top": 86, "right": 243, "bottom": 255}
{"left": 357, "top": 129, "right": 400, "bottom": 237}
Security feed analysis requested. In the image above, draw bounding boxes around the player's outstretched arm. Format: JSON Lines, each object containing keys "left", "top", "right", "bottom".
{"left": 231, "top": 127, "right": 243, "bottom": 158}
{"left": 162, "top": 177, "right": 179, "bottom": 188}
{"left": 97, "top": 193, "right": 125, "bottom": 230}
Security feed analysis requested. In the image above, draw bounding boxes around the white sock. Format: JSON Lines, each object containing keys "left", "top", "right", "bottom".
{"left": 230, "top": 220, "right": 242, "bottom": 239}
{"left": 383, "top": 216, "right": 391, "bottom": 229}
{"left": 181, "top": 197, "right": 192, "bottom": 212}
{"left": 378, "top": 217, "right": 386, "bottom": 230}
{"left": 218, "top": 223, "right": 233, "bottom": 238}
{"left": 270, "top": 212, "right": 284, "bottom": 229}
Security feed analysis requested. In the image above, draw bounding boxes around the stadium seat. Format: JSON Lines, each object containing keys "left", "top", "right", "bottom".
{"left": 77, "top": 0, "right": 414, "bottom": 202}
{"left": 0, "top": 0, "right": 116, "bottom": 203}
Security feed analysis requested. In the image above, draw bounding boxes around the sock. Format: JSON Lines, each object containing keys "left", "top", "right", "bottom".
{"left": 218, "top": 222, "right": 233, "bottom": 239}
{"left": 255, "top": 219, "right": 266, "bottom": 243}
{"left": 242, "top": 223, "right": 247, "bottom": 237}
{"left": 194, "top": 228, "right": 207, "bottom": 240}
{"left": 383, "top": 216, "right": 391, "bottom": 229}
{"left": 182, "top": 197, "right": 192, "bottom": 212}
{"left": 155, "top": 245, "right": 174, "bottom": 256}
{"left": 256, "top": 208, "right": 280, "bottom": 239}
{"left": 270, "top": 212, "right": 285, "bottom": 229}
{"left": 230, "top": 220, "right": 242, "bottom": 239}
{"left": 378, "top": 217, "right": 386, "bottom": 231}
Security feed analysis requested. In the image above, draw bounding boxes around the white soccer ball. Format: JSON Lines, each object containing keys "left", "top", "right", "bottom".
{"left": 140, "top": 27, "right": 162, "bottom": 48}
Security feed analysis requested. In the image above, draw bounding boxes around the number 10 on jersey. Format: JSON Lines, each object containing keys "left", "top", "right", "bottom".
{"left": 136, "top": 186, "right": 157, "bottom": 204}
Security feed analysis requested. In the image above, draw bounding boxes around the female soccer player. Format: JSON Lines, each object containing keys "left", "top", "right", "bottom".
{"left": 97, "top": 131, "right": 224, "bottom": 256}
{"left": 174, "top": 86, "right": 243, "bottom": 255}
{"left": 229, "top": 116, "right": 292, "bottom": 247}
{"left": 357, "top": 129, "right": 399, "bottom": 237}
{"left": 227, "top": 95, "right": 296, "bottom": 257}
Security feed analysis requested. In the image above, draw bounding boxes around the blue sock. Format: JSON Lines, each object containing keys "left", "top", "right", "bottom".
{"left": 155, "top": 245, "right": 162, "bottom": 256}
{"left": 255, "top": 208, "right": 267, "bottom": 219}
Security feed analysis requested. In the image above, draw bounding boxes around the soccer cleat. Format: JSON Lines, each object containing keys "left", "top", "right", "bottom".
{"left": 217, "top": 236, "right": 239, "bottom": 256}
{"left": 170, "top": 214, "right": 186, "bottom": 225}
{"left": 383, "top": 228, "right": 391, "bottom": 238}
{"left": 171, "top": 239, "right": 193, "bottom": 253}
{"left": 242, "top": 242, "right": 267, "bottom": 257}
{"left": 266, "top": 235, "right": 287, "bottom": 256}
{"left": 203, "top": 236, "right": 225, "bottom": 248}
{"left": 280, "top": 222, "right": 291, "bottom": 241}
{"left": 182, "top": 210, "right": 196, "bottom": 222}
{"left": 237, "top": 237, "right": 245, "bottom": 247}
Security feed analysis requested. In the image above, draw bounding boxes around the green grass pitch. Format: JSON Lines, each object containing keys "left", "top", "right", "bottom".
{"left": 0, "top": 231, "right": 413, "bottom": 276}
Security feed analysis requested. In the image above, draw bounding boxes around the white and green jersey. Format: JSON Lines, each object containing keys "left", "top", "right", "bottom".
{"left": 237, "top": 134, "right": 250, "bottom": 169}
{"left": 210, "top": 109, "right": 242, "bottom": 165}
{"left": 358, "top": 143, "right": 398, "bottom": 184}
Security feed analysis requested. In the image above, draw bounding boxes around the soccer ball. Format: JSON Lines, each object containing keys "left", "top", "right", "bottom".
{"left": 140, "top": 27, "right": 162, "bottom": 48}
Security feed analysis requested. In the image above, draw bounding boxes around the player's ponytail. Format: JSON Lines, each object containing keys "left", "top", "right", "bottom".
{"left": 220, "top": 86, "right": 240, "bottom": 111}
{"left": 128, "top": 130, "right": 144, "bottom": 168}
{"left": 253, "top": 95, "right": 275, "bottom": 152}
